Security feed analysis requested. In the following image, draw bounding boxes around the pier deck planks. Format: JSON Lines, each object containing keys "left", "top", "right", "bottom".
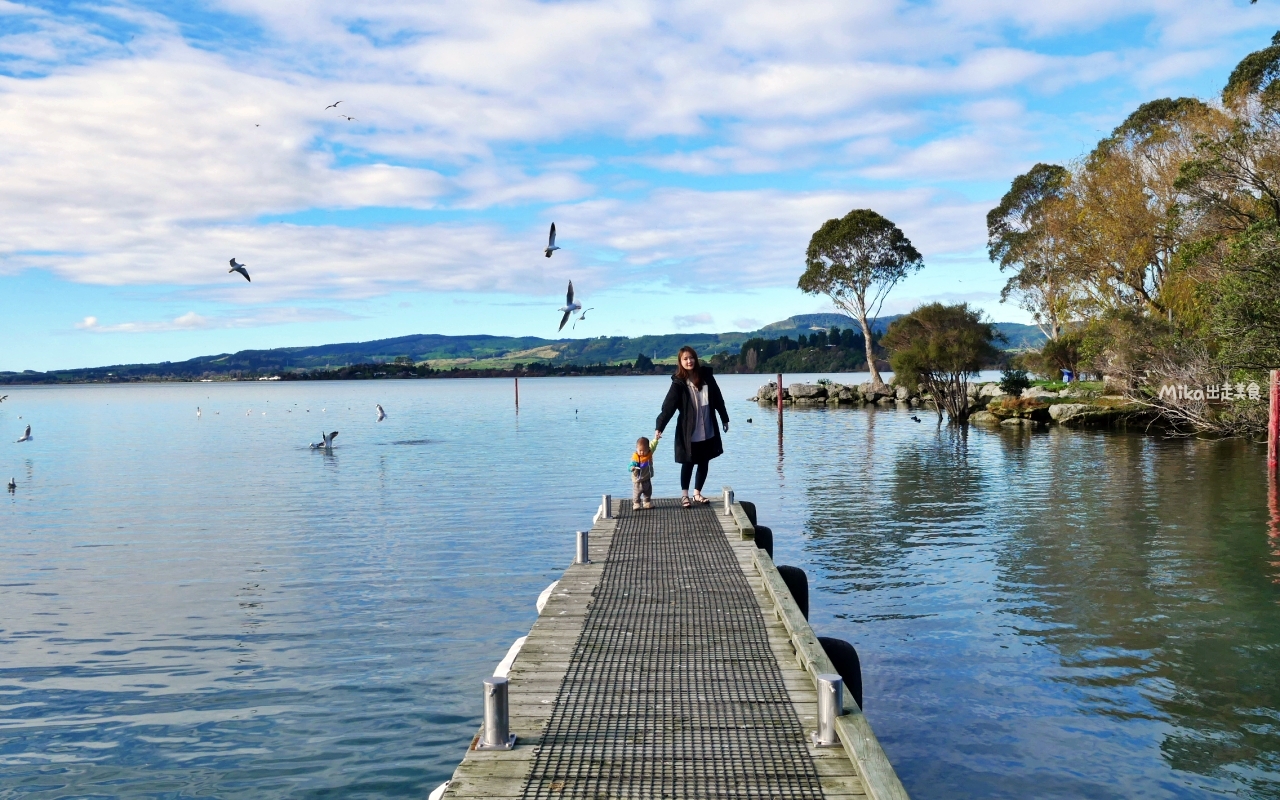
{"left": 443, "top": 494, "right": 905, "bottom": 800}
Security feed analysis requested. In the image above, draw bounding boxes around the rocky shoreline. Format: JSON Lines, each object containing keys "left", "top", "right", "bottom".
{"left": 751, "top": 380, "right": 1157, "bottom": 429}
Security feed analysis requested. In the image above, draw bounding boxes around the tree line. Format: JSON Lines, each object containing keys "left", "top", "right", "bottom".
{"left": 984, "top": 31, "right": 1280, "bottom": 434}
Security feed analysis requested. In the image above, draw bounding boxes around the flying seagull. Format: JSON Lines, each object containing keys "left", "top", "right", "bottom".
{"left": 340, "top": 115, "right": 357, "bottom": 121}
{"left": 572, "top": 307, "right": 595, "bottom": 330}
{"left": 544, "top": 223, "right": 560, "bottom": 258}
{"left": 557, "top": 280, "right": 582, "bottom": 331}
{"left": 376, "top": 404, "right": 386, "bottom": 421}
{"left": 16, "top": 425, "right": 32, "bottom": 443}
{"left": 325, "top": 100, "right": 342, "bottom": 110}
{"left": 310, "top": 430, "right": 339, "bottom": 450}
{"left": 229, "top": 258, "right": 251, "bottom": 282}
{"left": 0, "top": 395, "right": 7, "bottom": 402}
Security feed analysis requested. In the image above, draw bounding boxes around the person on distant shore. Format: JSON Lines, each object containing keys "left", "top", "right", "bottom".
{"left": 630, "top": 436, "right": 655, "bottom": 509}
{"left": 655, "top": 346, "right": 729, "bottom": 508}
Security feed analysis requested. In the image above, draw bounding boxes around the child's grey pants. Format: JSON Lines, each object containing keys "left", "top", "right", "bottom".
{"left": 632, "top": 476, "right": 652, "bottom": 503}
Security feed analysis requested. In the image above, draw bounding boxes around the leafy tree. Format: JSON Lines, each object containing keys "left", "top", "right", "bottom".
{"left": 1211, "top": 220, "right": 1280, "bottom": 371}
{"left": 987, "top": 163, "right": 1077, "bottom": 338}
{"left": 840, "top": 328, "right": 856, "bottom": 348}
{"left": 1040, "top": 331, "right": 1084, "bottom": 376}
{"left": 634, "top": 352, "right": 654, "bottom": 370}
{"left": 799, "top": 209, "right": 924, "bottom": 387}
{"left": 882, "top": 303, "right": 1000, "bottom": 423}
{"left": 998, "top": 368, "right": 1032, "bottom": 396}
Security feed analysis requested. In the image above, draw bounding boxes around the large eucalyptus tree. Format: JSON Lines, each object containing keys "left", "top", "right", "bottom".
{"left": 798, "top": 209, "right": 923, "bottom": 388}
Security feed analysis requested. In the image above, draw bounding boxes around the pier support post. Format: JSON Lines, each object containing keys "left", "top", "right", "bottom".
{"left": 602, "top": 494, "right": 612, "bottom": 519}
{"left": 812, "top": 673, "right": 844, "bottom": 747}
{"left": 1269, "top": 369, "right": 1278, "bottom": 473}
{"left": 777, "top": 372, "right": 783, "bottom": 414}
{"left": 478, "top": 676, "right": 516, "bottom": 750}
{"left": 514, "top": 377, "right": 519, "bottom": 410}
{"left": 576, "top": 530, "right": 590, "bottom": 565}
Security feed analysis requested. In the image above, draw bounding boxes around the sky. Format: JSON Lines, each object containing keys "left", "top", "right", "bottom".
{"left": 1, "top": 1, "right": 1278, "bottom": 372}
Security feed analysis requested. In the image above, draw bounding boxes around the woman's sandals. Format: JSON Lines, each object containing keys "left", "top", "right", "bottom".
{"left": 692, "top": 493, "right": 710, "bottom": 504}
{"left": 681, "top": 495, "right": 692, "bottom": 508}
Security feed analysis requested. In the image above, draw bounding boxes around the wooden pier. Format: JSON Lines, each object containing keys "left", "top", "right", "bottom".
{"left": 440, "top": 491, "right": 909, "bottom": 800}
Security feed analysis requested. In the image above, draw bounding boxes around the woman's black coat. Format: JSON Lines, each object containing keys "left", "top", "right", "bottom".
{"left": 656, "top": 366, "right": 729, "bottom": 464}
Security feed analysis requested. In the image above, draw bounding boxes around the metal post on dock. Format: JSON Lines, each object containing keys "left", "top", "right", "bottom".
{"left": 576, "top": 530, "right": 590, "bottom": 564}
{"left": 1269, "top": 369, "right": 1278, "bottom": 473}
{"left": 724, "top": 488, "right": 734, "bottom": 516}
{"left": 812, "top": 673, "right": 844, "bottom": 747}
{"left": 478, "top": 676, "right": 516, "bottom": 750}
{"left": 602, "top": 494, "right": 612, "bottom": 519}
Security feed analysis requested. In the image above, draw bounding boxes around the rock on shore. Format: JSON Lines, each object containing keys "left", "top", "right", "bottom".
{"left": 750, "top": 380, "right": 1150, "bottom": 430}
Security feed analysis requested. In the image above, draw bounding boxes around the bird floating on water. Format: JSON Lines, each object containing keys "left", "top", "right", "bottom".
{"left": 911, "top": 415, "right": 921, "bottom": 423}
{"left": 376, "top": 404, "right": 386, "bottom": 421}
{"left": 557, "top": 280, "right": 582, "bottom": 331}
{"left": 545, "top": 222, "right": 560, "bottom": 258}
{"left": 197, "top": 407, "right": 202, "bottom": 418}
{"left": 311, "top": 430, "right": 339, "bottom": 450}
{"left": 6, "top": 477, "right": 13, "bottom": 493}
{"left": 229, "top": 258, "right": 251, "bottom": 282}
{"left": 16, "top": 425, "right": 32, "bottom": 443}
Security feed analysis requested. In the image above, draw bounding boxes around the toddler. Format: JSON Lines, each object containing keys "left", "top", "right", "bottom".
{"left": 629, "top": 436, "right": 655, "bottom": 509}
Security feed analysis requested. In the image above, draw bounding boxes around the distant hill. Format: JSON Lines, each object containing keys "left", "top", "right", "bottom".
{"left": 763, "top": 313, "right": 1045, "bottom": 350}
{"left": 0, "top": 313, "right": 1046, "bottom": 384}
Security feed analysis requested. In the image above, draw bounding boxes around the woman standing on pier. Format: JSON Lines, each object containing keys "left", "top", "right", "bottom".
{"left": 655, "top": 346, "right": 729, "bottom": 507}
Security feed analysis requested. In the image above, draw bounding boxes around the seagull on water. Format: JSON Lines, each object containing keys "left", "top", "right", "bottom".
{"left": 197, "top": 407, "right": 202, "bottom": 418}
{"left": 229, "top": 258, "right": 251, "bottom": 282}
{"left": 544, "top": 223, "right": 560, "bottom": 258}
{"left": 311, "top": 430, "right": 339, "bottom": 450}
{"left": 325, "top": 100, "right": 342, "bottom": 110}
{"left": 376, "top": 404, "right": 386, "bottom": 421}
{"left": 16, "top": 425, "right": 32, "bottom": 443}
{"left": 6, "top": 477, "right": 13, "bottom": 493}
{"left": 557, "top": 280, "right": 582, "bottom": 331}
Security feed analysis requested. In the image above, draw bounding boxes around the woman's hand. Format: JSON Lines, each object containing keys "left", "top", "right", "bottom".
{"left": 722, "top": 420, "right": 730, "bottom": 433}
{"left": 653, "top": 429, "right": 662, "bottom": 442}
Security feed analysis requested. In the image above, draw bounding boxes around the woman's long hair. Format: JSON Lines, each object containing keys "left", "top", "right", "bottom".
{"left": 674, "top": 346, "right": 702, "bottom": 387}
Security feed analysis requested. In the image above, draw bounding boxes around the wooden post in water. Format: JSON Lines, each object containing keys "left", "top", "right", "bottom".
{"left": 776, "top": 373, "right": 783, "bottom": 415}
{"left": 1269, "top": 369, "right": 1279, "bottom": 472}
{"left": 515, "top": 377, "right": 520, "bottom": 410}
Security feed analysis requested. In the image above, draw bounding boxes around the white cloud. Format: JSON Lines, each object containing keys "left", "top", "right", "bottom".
{"left": 0, "top": 0, "right": 1275, "bottom": 318}
{"left": 71, "top": 307, "right": 356, "bottom": 333}
{"left": 673, "top": 313, "right": 714, "bottom": 329}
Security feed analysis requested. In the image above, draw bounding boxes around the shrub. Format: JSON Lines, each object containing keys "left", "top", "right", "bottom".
{"left": 998, "top": 367, "right": 1032, "bottom": 395}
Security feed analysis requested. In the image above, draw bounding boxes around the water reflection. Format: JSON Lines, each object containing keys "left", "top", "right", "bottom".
{"left": 802, "top": 424, "right": 1280, "bottom": 799}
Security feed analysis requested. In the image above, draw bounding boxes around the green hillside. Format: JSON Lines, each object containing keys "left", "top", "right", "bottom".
{"left": 0, "top": 314, "right": 1045, "bottom": 383}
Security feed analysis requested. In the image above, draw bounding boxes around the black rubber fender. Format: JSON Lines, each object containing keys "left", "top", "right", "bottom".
{"left": 818, "top": 637, "right": 863, "bottom": 710}
{"left": 739, "top": 500, "right": 757, "bottom": 527}
{"left": 753, "top": 525, "right": 774, "bottom": 559}
{"left": 777, "top": 565, "right": 808, "bottom": 620}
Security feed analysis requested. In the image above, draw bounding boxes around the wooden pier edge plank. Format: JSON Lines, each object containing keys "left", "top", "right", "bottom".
{"left": 721, "top": 489, "right": 912, "bottom": 800}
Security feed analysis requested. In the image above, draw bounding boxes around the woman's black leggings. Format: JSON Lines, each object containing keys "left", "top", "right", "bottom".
{"left": 680, "top": 460, "right": 710, "bottom": 491}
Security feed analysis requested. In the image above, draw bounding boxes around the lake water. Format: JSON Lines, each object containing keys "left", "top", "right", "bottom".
{"left": 2, "top": 375, "right": 1279, "bottom": 799}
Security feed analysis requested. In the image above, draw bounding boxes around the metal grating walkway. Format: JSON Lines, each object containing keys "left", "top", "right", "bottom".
{"left": 519, "top": 498, "right": 826, "bottom": 800}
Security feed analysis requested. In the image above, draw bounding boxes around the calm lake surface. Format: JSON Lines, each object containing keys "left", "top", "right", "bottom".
{"left": 2, "top": 375, "right": 1279, "bottom": 799}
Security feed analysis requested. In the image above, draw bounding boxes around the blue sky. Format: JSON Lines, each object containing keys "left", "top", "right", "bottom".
{"left": 1, "top": 0, "right": 1278, "bottom": 371}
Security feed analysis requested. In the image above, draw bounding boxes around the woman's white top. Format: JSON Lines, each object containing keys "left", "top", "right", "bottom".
{"left": 687, "top": 380, "right": 714, "bottom": 442}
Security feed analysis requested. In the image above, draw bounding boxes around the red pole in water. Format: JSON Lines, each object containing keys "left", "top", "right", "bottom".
{"left": 777, "top": 372, "right": 783, "bottom": 415}
{"left": 514, "top": 377, "right": 520, "bottom": 410}
{"left": 1269, "top": 369, "right": 1279, "bottom": 472}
